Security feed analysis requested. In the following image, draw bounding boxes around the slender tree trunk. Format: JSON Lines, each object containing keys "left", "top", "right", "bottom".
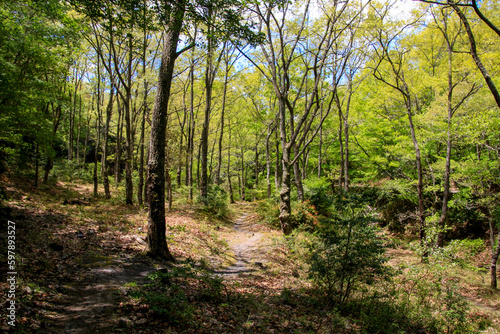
{"left": 344, "top": 116, "right": 349, "bottom": 192}
{"left": 240, "top": 146, "right": 246, "bottom": 201}
{"left": 275, "top": 132, "right": 281, "bottom": 192}
{"left": 266, "top": 124, "right": 272, "bottom": 197}
{"left": 437, "top": 38, "right": 454, "bottom": 248}
{"left": 44, "top": 104, "right": 62, "bottom": 183}
{"left": 197, "top": 142, "right": 201, "bottom": 188}
{"left": 293, "top": 142, "right": 304, "bottom": 201}
{"left": 102, "top": 82, "right": 114, "bottom": 199}
{"left": 227, "top": 119, "right": 235, "bottom": 203}
{"left": 187, "top": 48, "right": 196, "bottom": 201}
{"left": 406, "top": 102, "right": 425, "bottom": 257}
{"left": 200, "top": 7, "right": 214, "bottom": 200}
{"left": 450, "top": 2, "right": 500, "bottom": 109}
{"left": 146, "top": 0, "right": 187, "bottom": 260}
{"left": 34, "top": 143, "right": 39, "bottom": 188}
{"left": 318, "top": 107, "right": 323, "bottom": 178}
{"left": 115, "top": 97, "right": 123, "bottom": 185}
{"left": 76, "top": 95, "right": 82, "bottom": 165}
{"left": 338, "top": 108, "right": 344, "bottom": 189}
{"left": 123, "top": 35, "right": 134, "bottom": 205}
{"left": 216, "top": 60, "right": 229, "bottom": 186}
{"left": 166, "top": 164, "right": 172, "bottom": 212}
{"left": 83, "top": 112, "right": 90, "bottom": 167}
{"left": 278, "top": 97, "right": 293, "bottom": 234}
{"left": 68, "top": 90, "right": 74, "bottom": 161}
{"left": 94, "top": 60, "right": 102, "bottom": 197}
{"left": 255, "top": 141, "right": 259, "bottom": 188}
{"left": 177, "top": 106, "right": 186, "bottom": 187}
{"left": 489, "top": 216, "right": 500, "bottom": 289}
{"left": 138, "top": 86, "right": 147, "bottom": 205}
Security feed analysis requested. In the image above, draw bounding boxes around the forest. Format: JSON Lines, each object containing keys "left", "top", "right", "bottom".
{"left": 1, "top": 0, "right": 500, "bottom": 332}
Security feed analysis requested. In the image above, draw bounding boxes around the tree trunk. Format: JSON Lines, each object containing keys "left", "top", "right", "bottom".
{"left": 275, "top": 133, "right": 281, "bottom": 192}
{"left": 102, "top": 81, "right": 114, "bottom": 200}
{"left": 338, "top": 109, "right": 344, "bottom": 190}
{"left": 187, "top": 48, "right": 196, "bottom": 201}
{"left": 489, "top": 217, "right": 500, "bottom": 289}
{"left": 200, "top": 7, "right": 213, "bottom": 200}
{"left": 34, "top": 143, "right": 39, "bottom": 188}
{"left": 115, "top": 96, "right": 123, "bottom": 185}
{"left": 93, "top": 57, "right": 102, "bottom": 197}
{"left": 240, "top": 147, "right": 246, "bottom": 201}
{"left": 227, "top": 119, "right": 235, "bottom": 203}
{"left": 344, "top": 116, "right": 349, "bottom": 192}
{"left": 68, "top": 89, "right": 74, "bottom": 161}
{"left": 146, "top": 0, "right": 186, "bottom": 260}
{"left": 255, "top": 141, "right": 259, "bottom": 188}
{"left": 76, "top": 95, "right": 82, "bottom": 166}
{"left": 44, "top": 104, "right": 62, "bottom": 183}
{"left": 436, "top": 36, "right": 454, "bottom": 248}
{"left": 266, "top": 124, "right": 272, "bottom": 197}
{"left": 406, "top": 103, "right": 425, "bottom": 257}
{"left": 122, "top": 35, "right": 134, "bottom": 205}
{"left": 318, "top": 107, "right": 323, "bottom": 178}
{"left": 216, "top": 56, "right": 229, "bottom": 186}
{"left": 293, "top": 143, "right": 304, "bottom": 201}
{"left": 278, "top": 96, "right": 293, "bottom": 234}
{"left": 138, "top": 85, "right": 147, "bottom": 205}
{"left": 450, "top": 2, "right": 500, "bottom": 109}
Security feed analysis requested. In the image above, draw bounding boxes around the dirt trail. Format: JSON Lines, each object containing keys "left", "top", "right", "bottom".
{"left": 42, "top": 254, "right": 155, "bottom": 333}
{"left": 215, "top": 211, "right": 271, "bottom": 277}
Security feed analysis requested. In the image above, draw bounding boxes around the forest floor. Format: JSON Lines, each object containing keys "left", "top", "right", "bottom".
{"left": 1, "top": 177, "right": 499, "bottom": 333}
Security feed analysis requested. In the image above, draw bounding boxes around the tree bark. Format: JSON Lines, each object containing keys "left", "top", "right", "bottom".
{"left": 115, "top": 96, "right": 123, "bottom": 185}
{"left": 227, "top": 119, "right": 235, "bottom": 203}
{"left": 146, "top": 0, "right": 187, "bottom": 260}
{"left": 102, "top": 80, "right": 114, "bottom": 200}
{"left": 489, "top": 217, "right": 500, "bottom": 289}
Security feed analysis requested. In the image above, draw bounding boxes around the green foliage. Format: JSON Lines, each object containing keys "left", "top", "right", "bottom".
{"left": 51, "top": 160, "right": 98, "bottom": 184}
{"left": 197, "top": 184, "right": 229, "bottom": 218}
{"left": 393, "top": 264, "right": 483, "bottom": 333}
{"left": 303, "top": 177, "right": 332, "bottom": 216}
{"left": 413, "top": 237, "right": 486, "bottom": 269}
{"left": 291, "top": 200, "right": 320, "bottom": 229}
{"left": 256, "top": 197, "right": 280, "bottom": 229}
{"left": 308, "top": 194, "right": 391, "bottom": 305}
{"left": 0, "top": 0, "right": 81, "bottom": 172}
{"left": 131, "top": 262, "right": 225, "bottom": 325}
{"left": 376, "top": 179, "right": 419, "bottom": 233}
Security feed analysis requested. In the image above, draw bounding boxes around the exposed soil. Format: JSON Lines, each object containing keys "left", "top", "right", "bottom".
{"left": 214, "top": 212, "right": 273, "bottom": 276}
{"left": 42, "top": 255, "right": 155, "bottom": 333}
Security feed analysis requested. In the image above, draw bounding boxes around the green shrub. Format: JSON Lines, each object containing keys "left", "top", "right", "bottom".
{"left": 256, "top": 197, "right": 280, "bottom": 229}
{"left": 394, "top": 265, "right": 481, "bottom": 333}
{"left": 303, "top": 177, "right": 332, "bottom": 216}
{"left": 308, "top": 194, "right": 391, "bottom": 305}
{"left": 197, "top": 185, "right": 229, "bottom": 219}
{"left": 376, "top": 179, "right": 418, "bottom": 233}
{"left": 131, "top": 262, "right": 225, "bottom": 325}
{"left": 442, "top": 238, "right": 485, "bottom": 267}
{"left": 291, "top": 200, "right": 320, "bottom": 229}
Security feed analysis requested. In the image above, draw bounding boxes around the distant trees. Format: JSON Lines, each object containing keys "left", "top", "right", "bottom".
{"left": 2, "top": 0, "right": 500, "bottom": 284}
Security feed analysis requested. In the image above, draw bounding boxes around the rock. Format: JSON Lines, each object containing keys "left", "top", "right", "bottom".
{"left": 136, "top": 318, "right": 148, "bottom": 325}
{"left": 24, "top": 286, "right": 32, "bottom": 294}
